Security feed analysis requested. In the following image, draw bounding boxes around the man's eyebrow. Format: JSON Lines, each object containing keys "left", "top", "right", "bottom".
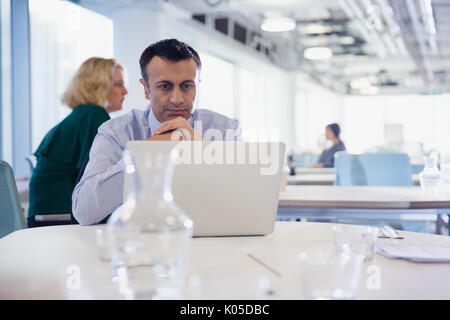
{"left": 156, "top": 80, "right": 173, "bottom": 85}
{"left": 181, "top": 80, "right": 195, "bottom": 84}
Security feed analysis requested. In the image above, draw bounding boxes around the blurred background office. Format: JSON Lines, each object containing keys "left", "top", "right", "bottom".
{"left": 4, "top": 0, "right": 450, "bottom": 174}
{"left": 1, "top": 0, "right": 450, "bottom": 231}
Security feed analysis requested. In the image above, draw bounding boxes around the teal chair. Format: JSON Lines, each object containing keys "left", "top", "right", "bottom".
{"left": 0, "top": 161, "right": 26, "bottom": 238}
{"left": 335, "top": 152, "right": 413, "bottom": 186}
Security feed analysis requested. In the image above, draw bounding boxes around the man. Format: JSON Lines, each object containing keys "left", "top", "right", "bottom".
{"left": 72, "top": 39, "right": 241, "bottom": 225}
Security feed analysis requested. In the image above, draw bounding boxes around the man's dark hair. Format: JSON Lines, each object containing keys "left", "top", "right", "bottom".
{"left": 139, "top": 39, "right": 202, "bottom": 84}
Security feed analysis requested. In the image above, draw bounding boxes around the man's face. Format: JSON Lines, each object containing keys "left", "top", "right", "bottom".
{"left": 140, "top": 56, "right": 199, "bottom": 122}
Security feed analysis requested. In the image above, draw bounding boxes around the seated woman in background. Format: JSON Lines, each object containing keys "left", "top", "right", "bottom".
{"left": 311, "top": 123, "right": 346, "bottom": 168}
{"left": 28, "top": 57, "right": 128, "bottom": 228}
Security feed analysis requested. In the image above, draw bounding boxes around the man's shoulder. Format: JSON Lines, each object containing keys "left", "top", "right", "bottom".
{"left": 97, "top": 108, "right": 150, "bottom": 145}
{"left": 99, "top": 108, "right": 147, "bottom": 132}
{"left": 192, "top": 109, "right": 239, "bottom": 130}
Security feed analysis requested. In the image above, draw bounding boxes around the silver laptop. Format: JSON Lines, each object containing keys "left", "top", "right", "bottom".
{"left": 124, "top": 141, "right": 286, "bottom": 237}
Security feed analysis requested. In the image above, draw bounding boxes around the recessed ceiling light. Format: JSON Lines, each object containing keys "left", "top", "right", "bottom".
{"left": 261, "top": 17, "right": 296, "bottom": 32}
{"left": 338, "top": 36, "right": 355, "bottom": 45}
{"left": 303, "top": 47, "right": 333, "bottom": 60}
{"left": 299, "top": 23, "right": 332, "bottom": 35}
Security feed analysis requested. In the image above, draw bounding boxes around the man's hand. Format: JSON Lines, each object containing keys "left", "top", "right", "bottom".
{"left": 149, "top": 116, "right": 202, "bottom": 141}
{"left": 146, "top": 130, "right": 178, "bottom": 141}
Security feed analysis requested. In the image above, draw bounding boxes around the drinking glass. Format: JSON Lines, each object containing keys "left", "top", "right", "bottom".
{"left": 299, "top": 251, "right": 364, "bottom": 300}
{"left": 332, "top": 224, "right": 378, "bottom": 260}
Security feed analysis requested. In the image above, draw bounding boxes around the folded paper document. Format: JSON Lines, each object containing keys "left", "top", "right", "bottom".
{"left": 377, "top": 243, "right": 450, "bottom": 263}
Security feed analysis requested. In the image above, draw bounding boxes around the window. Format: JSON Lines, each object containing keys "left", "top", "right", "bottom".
{"left": 197, "top": 52, "right": 234, "bottom": 119}
{"left": 0, "top": 0, "right": 12, "bottom": 163}
{"left": 238, "top": 65, "right": 294, "bottom": 147}
{"left": 29, "top": 0, "right": 113, "bottom": 150}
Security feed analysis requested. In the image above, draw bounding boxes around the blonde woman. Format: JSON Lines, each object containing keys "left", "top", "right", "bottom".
{"left": 28, "top": 57, "right": 128, "bottom": 228}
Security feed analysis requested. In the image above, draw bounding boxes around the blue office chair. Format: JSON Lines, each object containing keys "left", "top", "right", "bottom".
{"left": 335, "top": 152, "right": 413, "bottom": 186}
{"left": 0, "top": 160, "right": 27, "bottom": 238}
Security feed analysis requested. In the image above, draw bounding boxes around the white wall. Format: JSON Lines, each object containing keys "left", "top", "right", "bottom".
{"left": 294, "top": 74, "right": 343, "bottom": 153}
{"left": 109, "top": 8, "right": 167, "bottom": 115}
{"left": 294, "top": 79, "right": 450, "bottom": 157}
{"left": 342, "top": 94, "right": 450, "bottom": 154}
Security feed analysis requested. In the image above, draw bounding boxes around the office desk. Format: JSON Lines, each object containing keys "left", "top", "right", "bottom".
{"left": 295, "top": 168, "right": 335, "bottom": 175}
{"left": 0, "top": 222, "right": 449, "bottom": 299}
{"left": 287, "top": 174, "right": 420, "bottom": 186}
{"left": 287, "top": 174, "right": 335, "bottom": 185}
{"left": 278, "top": 186, "right": 450, "bottom": 230}
{"left": 279, "top": 186, "right": 450, "bottom": 209}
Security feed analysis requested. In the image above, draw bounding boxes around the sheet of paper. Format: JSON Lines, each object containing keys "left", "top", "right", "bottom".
{"left": 377, "top": 243, "right": 450, "bottom": 263}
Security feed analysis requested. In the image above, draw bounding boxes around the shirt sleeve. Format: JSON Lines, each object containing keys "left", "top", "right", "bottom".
{"left": 322, "top": 153, "right": 335, "bottom": 168}
{"left": 72, "top": 125, "right": 125, "bottom": 225}
{"left": 318, "top": 150, "right": 327, "bottom": 164}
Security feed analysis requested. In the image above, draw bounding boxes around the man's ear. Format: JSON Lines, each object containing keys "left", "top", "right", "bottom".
{"left": 139, "top": 78, "right": 150, "bottom": 100}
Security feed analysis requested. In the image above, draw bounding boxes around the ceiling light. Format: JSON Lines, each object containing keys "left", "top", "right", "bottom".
{"left": 351, "top": 77, "right": 377, "bottom": 90}
{"left": 299, "top": 23, "right": 332, "bottom": 35}
{"left": 338, "top": 36, "right": 355, "bottom": 45}
{"left": 261, "top": 17, "right": 296, "bottom": 32}
{"left": 303, "top": 47, "right": 333, "bottom": 60}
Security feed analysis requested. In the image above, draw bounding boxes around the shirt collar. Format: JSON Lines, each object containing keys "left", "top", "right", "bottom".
{"left": 147, "top": 107, "right": 161, "bottom": 135}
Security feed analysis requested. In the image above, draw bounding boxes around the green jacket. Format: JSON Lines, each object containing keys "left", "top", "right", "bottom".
{"left": 28, "top": 104, "right": 110, "bottom": 217}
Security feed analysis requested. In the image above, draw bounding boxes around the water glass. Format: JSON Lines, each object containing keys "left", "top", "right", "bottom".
{"left": 299, "top": 251, "right": 364, "bottom": 300}
{"left": 332, "top": 225, "right": 378, "bottom": 260}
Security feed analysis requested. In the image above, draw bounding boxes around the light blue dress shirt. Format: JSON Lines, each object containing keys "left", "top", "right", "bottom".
{"left": 72, "top": 107, "right": 241, "bottom": 225}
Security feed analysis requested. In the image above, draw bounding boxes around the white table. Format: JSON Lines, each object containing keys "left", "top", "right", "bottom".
{"left": 287, "top": 173, "right": 420, "bottom": 186}
{"left": 0, "top": 222, "right": 449, "bottom": 299}
{"left": 294, "top": 168, "right": 335, "bottom": 175}
{"left": 287, "top": 174, "right": 335, "bottom": 185}
{"left": 278, "top": 186, "right": 450, "bottom": 232}
{"left": 279, "top": 186, "right": 450, "bottom": 209}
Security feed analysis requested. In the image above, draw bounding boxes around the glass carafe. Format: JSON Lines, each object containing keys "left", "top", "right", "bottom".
{"left": 419, "top": 154, "right": 441, "bottom": 194}
{"left": 106, "top": 149, "right": 193, "bottom": 299}
{"left": 440, "top": 152, "right": 450, "bottom": 194}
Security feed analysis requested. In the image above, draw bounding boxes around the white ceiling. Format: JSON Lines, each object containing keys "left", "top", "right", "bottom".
{"left": 75, "top": 0, "right": 450, "bottom": 95}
